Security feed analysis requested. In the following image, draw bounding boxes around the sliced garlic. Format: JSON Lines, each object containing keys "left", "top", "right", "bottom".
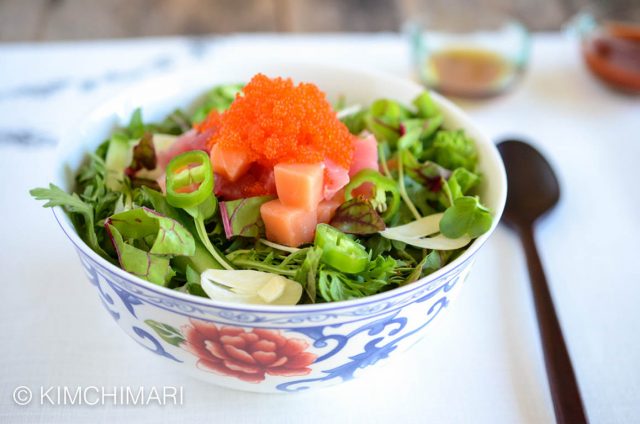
{"left": 379, "top": 212, "right": 471, "bottom": 250}
{"left": 200, "top": 269, "right": 302, "bottom": 305}
{"left": 379, "top": 213, "right": 444, "bottom": 239}
{"left": 257, "top": 276, "right": 286, "bottom": 303}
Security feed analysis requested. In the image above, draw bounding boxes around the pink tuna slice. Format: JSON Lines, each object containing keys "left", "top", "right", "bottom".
{"left": 349, "top": 133, "right": 379, "bottom": 177}
{"left": 156, "top": 172, "right": 167, "bottom": 194}
{"left": 346, "top": 133, "right": 380, "bottom": 198}
{"left": 323, "top": 159, "right": 350, "bottom": 200}
{"left": 157, "top": 129, "right": 211, "bottom": 170}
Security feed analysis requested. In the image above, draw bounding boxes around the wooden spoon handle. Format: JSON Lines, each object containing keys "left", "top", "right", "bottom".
{"left": 519, "top": 224, "right": 588, "bottom": 424}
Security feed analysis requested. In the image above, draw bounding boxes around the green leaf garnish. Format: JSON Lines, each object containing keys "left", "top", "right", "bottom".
{"left": 330, "top": 198, "right": 385, "bottom": 235}
{"left": 317, "top": 256, "right": 397, "bottom": 302}
{"left": 412, "top": 91, "right": 440, "bottom": 119}
{"left": 444, "top": 167, "right": 480, "bottom": 204}
{"left": 107, "top": 224, "right": 175, "bottom": 285}
{"left": 104, "top": 207, "right": 197, "bottom": 285}
{"left": 128, "top": 108, "right": 145, "bottom": 139}
{"left": 220, "top": 196, "right": 274, "bottom": 238}
{"left": 30, "top": 183, "right": 112, "bottom": 259}
{"left": 191, "top": 83, "right": 244, "bottom": 123}
{"left": 294, "top": 247, "right": 323, "bottom": 303}
{"left": 363, "top": 99, "right": 410, "bottom": 145}
{"left": 439, "top": 196, "right": 492, "bottom": 239}
{"left": 106, "top": 207, "right": 195, "bottom": 256}
{"left": 423, "top": 130, "right": 478, "bottom": 171}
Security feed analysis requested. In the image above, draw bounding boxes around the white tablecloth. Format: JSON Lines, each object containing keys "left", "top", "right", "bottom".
{"left": 1, "top": 33, "right": 638, "bottom": 424}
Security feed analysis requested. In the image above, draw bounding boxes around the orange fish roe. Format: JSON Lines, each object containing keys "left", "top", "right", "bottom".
{"left": 207, "top": 74, "right": 354, "bottom": 170}
{"left": 194, "top": 110, "right": 222, "bottom": 136}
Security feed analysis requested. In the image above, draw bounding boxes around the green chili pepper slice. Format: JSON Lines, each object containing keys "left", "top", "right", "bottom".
{"left": 315, "top": 224, "right": 369, "bottom": 274}
{"left": 343, "top": 169, "right": 400, "bottom": 222}
{"left": 165, "top": 150, "right": 234, "bottom": 271}
{"left": 166, "top": 151, "right": 214, "bottom": 209}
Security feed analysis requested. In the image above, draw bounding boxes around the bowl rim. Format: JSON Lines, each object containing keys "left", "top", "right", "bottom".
{"left": 52, "top": 62, "right": 507, "bottom": 314}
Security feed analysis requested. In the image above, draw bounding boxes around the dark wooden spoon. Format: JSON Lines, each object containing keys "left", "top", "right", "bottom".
{"left": 497, "top": 139, "right": 588, "bottom": 424}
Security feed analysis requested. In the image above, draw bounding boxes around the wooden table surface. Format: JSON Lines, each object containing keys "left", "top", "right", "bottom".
{"left": 0, "top": 0, "right": 635, "bottom": 42}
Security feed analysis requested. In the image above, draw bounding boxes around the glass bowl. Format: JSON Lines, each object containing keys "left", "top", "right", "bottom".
{"left": 406, "top": 9, "right": 530, "bottom": 98}
{"left": 568, "top": 6, "right": 640, "bottom": 93}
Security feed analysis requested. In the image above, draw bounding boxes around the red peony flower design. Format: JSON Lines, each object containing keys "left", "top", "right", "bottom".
{"left": 182, "top": 319, "right": 317, "bottom": 383}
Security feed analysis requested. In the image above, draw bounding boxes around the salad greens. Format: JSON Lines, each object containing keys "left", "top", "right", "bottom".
{"left": 31, "top": 80, "right": 493, "bottom": 305}
{"left": 330, "top": 199, "right": 386, "bottom": 235}
{"left": 221, "top": 196, "right": 274, "bottom": 238}
{"left": 31, "top": 182, "right": 113, "bottom": 260}
{"left": 106, "top": 207, "right": 195, "bottom": 256}
{"left": 164, "top": 149, "right": 234, "bottom": 271}
{"left": 191, "top": 84, "right": 243, "bottom": 123}
{"left": 343, "top": 169, "right": 400, "bottom": 222}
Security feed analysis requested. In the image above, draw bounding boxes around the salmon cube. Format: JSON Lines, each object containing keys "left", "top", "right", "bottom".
{"left": 274, "top": 163, "right": 324, "bottom": 210}
{"left": 317, "top": 190, "right": 345, "bottom": 224}
{"left": 260, "top": 199, "right": 318, "bottom": 247}
{"left": 210, "top": 143, "right": 252, "bottom": 182}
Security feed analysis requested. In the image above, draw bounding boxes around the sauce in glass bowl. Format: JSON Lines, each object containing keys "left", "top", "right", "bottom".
{"left": 582, "top": 22, "right": 640, "bottom": 92}
{"left": 406, "top": 10, "right": 530, "bottom": 99}
{"left": 423, "top": 46, "right": 519, "bottom": 98}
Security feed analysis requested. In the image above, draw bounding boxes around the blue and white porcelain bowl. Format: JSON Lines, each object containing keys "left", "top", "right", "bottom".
{"left": 52, "top": 63, "right": 507, "bottom": 393}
